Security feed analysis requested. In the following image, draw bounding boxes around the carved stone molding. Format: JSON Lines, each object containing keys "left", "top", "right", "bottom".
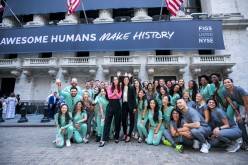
{"left": 23, "top": 70, "right": 32, "bottom": 83}
{"left": 48, "top": 69, "right": 58, "bottom": 82}
{"left": 191, "top": 67, "right": 201, "bottom": 77}
{"left": 11, "top": 70, "right": 21, "bottom": 83}
{"left": 103, "top": 68, "right": 110, "bottom": 76}
{"left": 133, "top": 68, "right": 140, "bottom": 76}
{"left": 89, "top": 69, "right": 97, "bottom": 78}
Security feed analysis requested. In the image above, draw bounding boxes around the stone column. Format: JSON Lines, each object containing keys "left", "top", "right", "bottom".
{"left": 131, "top": 8, "right": 152, "bottom": 22}
{"left": 94, "top": 9, "right": 114, "bottom": 24}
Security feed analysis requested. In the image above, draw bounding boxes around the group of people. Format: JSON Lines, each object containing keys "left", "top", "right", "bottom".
{"left": 0, "top": 93, "right": 21, "bottom": 119}
{"left": 53, "top": 73, "right": 248, "bottom": 154}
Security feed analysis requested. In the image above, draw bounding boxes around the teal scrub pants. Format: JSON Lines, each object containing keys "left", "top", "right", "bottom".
{"left": 147, "top": 127, "right": 163, "bottom": 145}
{"left": 56, "top": 126, "right": 73, "bottom": 148}
{"left": 137, "top": 113, "right": 148, "bottom": 138}
{"left": 74, "top": 123, "right": 87, "bottom": 143}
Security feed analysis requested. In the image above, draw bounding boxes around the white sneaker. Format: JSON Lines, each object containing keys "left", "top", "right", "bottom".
{"left": 200, "top": 143, "right": 209, "bottom": 153}
{"left": 226, "top": 142, "right": 240, "bottom": 152}
{"left": 83, "top": 137, "right": 89, "bottom": 144}
{"left": 52, "top": 139, "right": 56, "bottom": 144}
{"left": 138, "top": 137, "right": 143, "bottom": 143}
{"left": 236, "top": 138, "right": 243, "bottom": 144}
{"left": 66, "top": 139, "right": 71, "bottom": 147}
{"left": 193, "top": 140, "right": 200, "bottom": 149}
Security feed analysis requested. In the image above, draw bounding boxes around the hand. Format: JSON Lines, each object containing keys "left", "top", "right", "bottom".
{"left": 133, "top": 109, "right": 137, "bottom": 113}
{"left": 209, "top": 134, "right": 216, "bottom": 140}
{"left": 114, "top": 90, "right": 118, "bottom": 95}
{"left": 76, "top": 123, "right": 80, "bottom": 129}
{"left": 236, "top": 115, "right": 242, "bottom": 123}
{"left": 56, "top": 138, "right": 62, "bottom": 143}
{"left": 153, "top": 134, "right": 157, "bottom": 140}
{"left": 141, "top": 120, "right": 144, "bottom": 126}
{"left": 213, "top": 127, "right": 220, "bottom": 136}
{"left": 61, "top": 129, "right": 66, "bottom": 134}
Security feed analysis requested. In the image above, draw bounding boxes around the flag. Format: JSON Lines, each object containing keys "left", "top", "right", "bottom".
{"left": 67, "top": 0, "right": 80, "bottom": 16}
{"left": 166, "top": 0, "right": 184, "bottom": 16}
{"left": 0, "top": 3, "right": 4, "bottom": 12}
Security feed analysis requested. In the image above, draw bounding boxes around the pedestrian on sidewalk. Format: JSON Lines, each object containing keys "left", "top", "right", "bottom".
{"left": 6, "top": 93, "right": 18, "bottom": 119}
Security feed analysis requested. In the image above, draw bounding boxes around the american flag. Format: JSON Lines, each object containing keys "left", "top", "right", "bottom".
{"left": 166, "top": 0, "right": 184, "bottom": 16}
{"left": 67, "top": 0, "right": 80, "bottom": 16}
{"left": 0, "top": 3, "right": 4, "bottom": 12}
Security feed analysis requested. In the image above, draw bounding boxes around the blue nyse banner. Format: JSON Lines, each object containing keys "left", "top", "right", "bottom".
{"left": 3, "top": 0, "right": 166, "bottom": 16}
{"left": 0, "top": 20, "right": 225, "bottom": 54}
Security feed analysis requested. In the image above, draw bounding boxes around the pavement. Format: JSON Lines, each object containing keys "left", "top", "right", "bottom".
{"left": 0, "top": 114, "right": 248, "bottom": 165}
{"left": 0, "top": 114, "right": 55, "bottom": 127}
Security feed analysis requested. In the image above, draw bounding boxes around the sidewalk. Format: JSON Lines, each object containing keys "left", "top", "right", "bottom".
{"left": 0, "top": 114, "right": 56, "bottom": 127}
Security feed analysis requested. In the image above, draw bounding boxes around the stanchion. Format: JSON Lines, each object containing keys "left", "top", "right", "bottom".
{"left": 0, "top": 108, "right": 5, "bottom": 122}
{"left": 41, "top": 107, "right": 50, "bottom": 123}
{"left": 18, "top": 107, "right": 28, "bottom": 123}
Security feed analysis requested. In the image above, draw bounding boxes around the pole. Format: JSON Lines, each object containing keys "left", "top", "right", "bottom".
{"left": 2, "top": 0, "right": 22, "bottom": 26}
{"left": 80, "top": 0, "right": 88, "bottom": 24}
{"left": 159, "top": 0, "right": 165, "bottom": 21}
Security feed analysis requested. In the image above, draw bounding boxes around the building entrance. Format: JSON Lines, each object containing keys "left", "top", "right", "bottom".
{"left": 0, "top": 78, "right": 16, "bottom": 97}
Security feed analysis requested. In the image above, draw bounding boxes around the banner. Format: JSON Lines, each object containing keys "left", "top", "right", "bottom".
{"left": 0, "top": 20, "right": 225, "bottom": 54}
{"left": 3, "top": 0, "right": 166, "bottom": 16}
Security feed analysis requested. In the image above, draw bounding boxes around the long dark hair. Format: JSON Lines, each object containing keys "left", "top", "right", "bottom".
{"left": 72, "top": 101, "right": 83, "bottom": 118}
{"left": 170, "top": 108, "right": 183, "bottom": 128}
{"left": 159, "top": 86, "right": 168, "bottom": 100}
{"left": 169, "top": 84, "right": 182, "bottom": 97}
{"left": 58, "top": 104, "right": 71, "bottom": 127}
{"left": 188, "top": 80, "right": 198, "bottom": 102}
{"left": 149, "top": 99, "right": 159, "bottom": 123}
{"left": 101, "top": 88, "right": 109, "bottom": 101}
{"left": 206, "top": 98, "right": 218, "bottom": 120}
{"left": 138, "top": 89, "right": 147, "bottom": 110}
{"left": 93, "top": 87, "right": 101, "bottom": 100}
{"left": 111, "top": 76, "right": 121, "bottom": 93}
{"left": 161, "top": 94, "right": 172, "bottom": 116}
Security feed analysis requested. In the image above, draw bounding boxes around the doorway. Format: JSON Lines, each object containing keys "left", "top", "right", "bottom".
{"left": 0, "top": 78, "right": 16, "bottom": 97}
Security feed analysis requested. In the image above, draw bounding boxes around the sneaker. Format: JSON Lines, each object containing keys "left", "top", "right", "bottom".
{"left": 200, "top": 143, "right": 209, "bottom": 153}
{"left": 145, "top": 138, "right": 148, "bottom": 143}
{"left": 66, "top": 139, "right": 71, "bottom": 147}
{"left": 193, "top": 140, "right": 200, "bottom": 149}
{"left": 83, "top": 137, "right": 89, "bottom": 144}
{"left": 163, "top": 140, "right": 172, "bottom": 147}
{"left": 134, "top": 132, "right": 138, "bottom": 139}
{"left": 138, "top": 137, "right": 143, "bottom": 143}
{"left": 52, "top": 139, "right": 56, "bottom": 144}
{"left": 175, "top": 145, "right": 183, "bottom": 153}
{"left": 226, "top": 142, "right": 240, "bottom": 152}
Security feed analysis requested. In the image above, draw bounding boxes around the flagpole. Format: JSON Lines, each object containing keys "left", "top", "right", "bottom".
{"left": 80, "top": 0, "right": 88, "bottom": 24}
{"left": 2, "top": 0, "right": 22, "bottom": 26}
{"left": 159, "top": 0, "right": 164, "bottom": 21}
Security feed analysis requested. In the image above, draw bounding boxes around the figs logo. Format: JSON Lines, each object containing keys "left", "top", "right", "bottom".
{"left": 198, "top": 26, "right": 214, "bottom": 44}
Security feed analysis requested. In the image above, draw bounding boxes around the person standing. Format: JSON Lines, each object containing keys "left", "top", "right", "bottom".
{"left": 99, "top": 76, "right": 122, "bottom": 147}
{"left": 15, "top": 94, "right": 22, "bottom": 114}
{"left": 56, "top": 80, "right": 82, "bottom": 113}
{"left": 5, "top": 93, "right": 18, "bottom": 119}
{"left": 64, "top": 78, "right": 82, "bottom": 96}
{"left": 48, "top": 92, "right": 57, "bottom": 119}
{"left": 199, "top": 75, "right": 213, "bottom": 101}
{"left": 121, "top": 76, "right": 137, "bottom": 143}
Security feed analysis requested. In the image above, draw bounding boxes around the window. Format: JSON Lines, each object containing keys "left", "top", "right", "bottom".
{"left": 50, "top": 12, "right": 65, "bottom": 22}
{"left": 5, "top": 54, "right": 17, "bottom": 59}
{"left": 77, "top": 52, "right": 89, "bottom": 57}
{"left": 185, "top": 0, "right": 202, "bottom": 14}
{"left": 41, "top": 53, "right": 52, "bottom": 58}
{"left": 156, "top": 50, "right": 171, "bottom": 55}
{"left": 148, "top": 8, "right": 169, "bottom": 17}
{"left": 113, "top": 9, "right": 134, "bottom": 18}
{"left": 21, "top": 14, "right": 33, "bottom": 23}
{"left": 198, "top": 50, "right": 215, "bottom": 55}
{"left": 115, "top": 51, "right": 129, "bottom": 56}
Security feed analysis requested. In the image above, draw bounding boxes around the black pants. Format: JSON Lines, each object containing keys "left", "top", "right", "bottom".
{"left": 122, "top": 102, "right": 134, "bottom": 137}
{"left": 103, "top": 99, "right": 121, "bottom": 141}
{"left": 237, "top": 118, "right": 248, "bottom": 143}
{"left": 49, "top": 105, "right": 55, "bottom": 119}
{"left": 87, "top": 110, "right": 95, "bottom": 135}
